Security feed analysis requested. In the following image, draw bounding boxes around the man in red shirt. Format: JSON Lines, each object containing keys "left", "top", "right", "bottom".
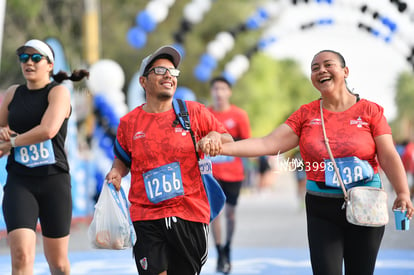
{"left": 105, "top": 46, "right": 232, "bottom": 275}
{"left": 208, "top": 76, "right": 251, "bottom": 274}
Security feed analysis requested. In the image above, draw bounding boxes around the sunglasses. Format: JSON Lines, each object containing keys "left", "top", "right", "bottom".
{"left": 18, "top": 53, "right": 46, "bottom": 63}
{"left": 146, "top": 66, "right": 180, "bottom": 77}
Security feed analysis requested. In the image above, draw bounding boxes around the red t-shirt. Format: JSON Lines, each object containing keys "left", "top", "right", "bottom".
{"left": 402, "top": 142, "right": 414, "bottom": 173}
{"left": 208, "top": 105, "right": 251, "bottom": 182}
{"left": 285, "top": 99, "right": 391, "bottom": 182}
{"left": 116, "top": 101, "right": 228, "bottom": 224}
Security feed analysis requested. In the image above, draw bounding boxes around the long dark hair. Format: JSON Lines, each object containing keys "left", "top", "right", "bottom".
{"left": 52, "top": 70, "right": 89, "bottom": 83}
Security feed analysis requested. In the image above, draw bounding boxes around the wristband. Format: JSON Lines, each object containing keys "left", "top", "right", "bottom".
{"left": 10, "top": 135, "right": 17, "bottom": 147}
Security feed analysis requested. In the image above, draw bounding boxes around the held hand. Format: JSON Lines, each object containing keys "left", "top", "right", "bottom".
{"left": 392, "top": 193, "right": 414, "bottom": 219}
{"left": 0, "top": 126, "right": 17, "bottom": 142}
{"left": 105, "top": 168, "right": 122, "bottom": 191}
{"left": 0, "top": 141, "right": 12, "bottom": 157}
{"left": 197, "top": 131, "right": 222, "bottom": 156}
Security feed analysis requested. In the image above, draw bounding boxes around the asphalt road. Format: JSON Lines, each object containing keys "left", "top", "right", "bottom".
{"left": 0, "top": 170, "right": 413, "bottom": 274}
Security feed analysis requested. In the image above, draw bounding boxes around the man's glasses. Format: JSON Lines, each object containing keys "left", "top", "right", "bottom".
{"left": 146, "top": 66, "right": 180, "bottom": 77}
{"left": 18, "top": 53, "right": 46, "bottom": 63}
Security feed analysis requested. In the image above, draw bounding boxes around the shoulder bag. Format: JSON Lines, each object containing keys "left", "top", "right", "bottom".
{"left": 320, "top": 100, "right": 388, "bottom": 227}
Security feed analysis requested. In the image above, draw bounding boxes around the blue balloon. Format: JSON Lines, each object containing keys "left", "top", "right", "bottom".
{"left": 221, "top": 71, "right": 236, "bottom": 86}
{"left": 174, "top": 86, "right": 196, "bottom": 101}
{"left": 94, "top": 95, "right": 119, "bottom": 128}
{"left": 200, "top": 53, "right": 217, "bottom": 69}
{"left": 258, "top": 37, "right": 277, "bottom": 50}
{"left": 384, "top": 36, "right": 392, "bottom": 43}
{"left": 172, "top": 43, "right": 186, "bottom": 60}
{"left": 257, "top": 7, "right": 269, "bottom": 20}
{"left": 93, "top": 94, "right": 106, "bottom": 109}
{"left": 371, "top": 28, "right": 380, "bottom": 37}
{"left": 318, "top": 18, "right": 333, "bottom": 25}
{"left": 136, "top": 10, "right": 157, "bottom": 33}
{"left": 246, "top": 16, "right": 261, "bottom": 30}
{"left": 194, "top": 64, "right": 212, "bottom": 82}
{"left": 100, "top": 135, "right": 115, "bottom": 159}
{"left": 127, "top": 27, "right": 147, "bottom": 48}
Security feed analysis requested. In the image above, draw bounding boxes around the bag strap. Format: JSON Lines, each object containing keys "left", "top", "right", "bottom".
{"left": 319, "top": 100, "right": 349, "bottom": 201}
{"left": 172, "top": 99, "right": 200, "bottom": 161}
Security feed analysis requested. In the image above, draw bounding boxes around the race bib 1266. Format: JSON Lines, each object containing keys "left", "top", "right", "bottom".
{"left": 143, "top": 162, "right": 184, "bottom": 204}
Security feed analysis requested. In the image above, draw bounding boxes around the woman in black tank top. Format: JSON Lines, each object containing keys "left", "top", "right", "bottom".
{"left": 0, "top": 39, "right": 88, "bottom": 275}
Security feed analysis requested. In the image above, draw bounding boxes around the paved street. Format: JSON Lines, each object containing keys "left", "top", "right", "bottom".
{"left": 0, "top": 171, "right": 413, "bottom": 274}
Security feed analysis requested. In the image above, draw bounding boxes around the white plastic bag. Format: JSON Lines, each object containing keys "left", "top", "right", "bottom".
{"left": 88, "top": 181, "right": 136, "bottom": 249}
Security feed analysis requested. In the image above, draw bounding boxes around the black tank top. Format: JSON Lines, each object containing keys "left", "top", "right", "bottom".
{"left": 7, "top": 82, "right": 70, "bottom": 176}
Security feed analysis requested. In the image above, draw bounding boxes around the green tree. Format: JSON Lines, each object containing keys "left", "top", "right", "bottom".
{"left": 0, "top": 0, "right": 318, "bottom": 135}
{"left": 392, "top": 72, "right": 414, "bottom": 141}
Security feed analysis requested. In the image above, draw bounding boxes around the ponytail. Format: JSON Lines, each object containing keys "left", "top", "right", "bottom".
{"left": 52, "top": 69, "right": 89, "bottom": 83}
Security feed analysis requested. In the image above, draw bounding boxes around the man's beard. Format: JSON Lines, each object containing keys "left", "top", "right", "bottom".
{"left": 157, "top": 92, "right": 173, "bottom": 101}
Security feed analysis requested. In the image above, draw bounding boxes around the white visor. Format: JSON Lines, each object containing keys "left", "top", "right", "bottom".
{"left": 22, "top": 39, "right": 54, "bottom": 63}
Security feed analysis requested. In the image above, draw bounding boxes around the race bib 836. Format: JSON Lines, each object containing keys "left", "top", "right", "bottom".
{"left": 14, "top": 139, "right": 56, "bottom": 168}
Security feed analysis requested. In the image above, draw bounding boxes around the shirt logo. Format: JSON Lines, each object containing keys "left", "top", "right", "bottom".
{"left": 174, "top": 127, "right": 188, "bottom": 136}
{"left": 350, "top": 117, "right": 368, "bottom": 128}
{"left": 224, "top": 118, "right": 236, "bottom": 129}
{"left": 133, "top": 131, "right": 145, "bottom": 140}
{"left": 309, "top": 118, "right": 322, "bottom": 125}
{"left": 140, "top": 257, "right": 148, "bottom": 270}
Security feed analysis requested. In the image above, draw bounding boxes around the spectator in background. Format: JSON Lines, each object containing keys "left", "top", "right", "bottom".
{"left": 256, "top": 155, "right": 274, "bottom": 192}
{"left": 292, "top": 148, "right": 306, "bottom": 208}
{"left": 401, "top": 140, "right": 414, "bottom": 200}
{"left": 208, "top": 76, "right": 251, "bottom": 274}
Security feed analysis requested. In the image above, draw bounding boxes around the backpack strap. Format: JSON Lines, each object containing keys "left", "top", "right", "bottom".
{"left": 172, "top": 98, "right": 191, "bottom": 130}
{"left": 172, "top": 99, "right": 200, "bottom": 160}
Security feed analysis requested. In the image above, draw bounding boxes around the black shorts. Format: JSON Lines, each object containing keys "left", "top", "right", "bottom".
{"left": 218, "top": 180, "right": 243, "bottom": 206}
{"left": 132, "top": 217, "right": 209, "bottom": 275}
{"left": 258, "top": 156, "right": 271, "bottom": 174}
{"left": 2, "top": 172, "right": 72, "bottom": 238}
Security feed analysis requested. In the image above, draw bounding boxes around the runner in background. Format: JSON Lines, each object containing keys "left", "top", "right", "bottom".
{"left": 290, "top": 148, "right": 306, "bottom": 209}
{"left": 401, "top": 140, "right": 414, "bottom": 200}
{"left": 207, "top": 76, "right": 251, "bottom": 274}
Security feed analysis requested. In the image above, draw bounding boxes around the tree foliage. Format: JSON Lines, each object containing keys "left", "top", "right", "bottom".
{"left": 1, "top": 0, "right": 328, "bottom": 137}
{"left": 391, "top": 72, "right": 414, "bottom": 140}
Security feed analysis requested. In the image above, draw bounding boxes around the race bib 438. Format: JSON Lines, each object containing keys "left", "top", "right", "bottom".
{"left": 324, "top": 156, "right": 374, "bottom": 189}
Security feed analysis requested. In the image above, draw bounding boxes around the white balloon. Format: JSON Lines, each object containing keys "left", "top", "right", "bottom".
{"left": 113, "top": 104, "right": 129, "bottom": 118}
{"left": 225, "top": 56, "right": 249, "bottom": 79}
{"left": 147, "top": 1, "right": 169, "bottom": 22}
{"left": 127, "top": 72, "right": 146, "bottom": 111}
{"left": 224, "top": 62, "right": 239, "bottom": 77}
{"left": 183, "top": 3, "right": 203, "bottom": 24}
{"left": 103, "top": 90, "right": 126, "bottom": 105}
{"left": 158, "top": 0, "right": 175, "bottom": 8}
{"left": 233, "top": 54, "right": 250, "bottom": 72}
{"left": 207, "top": 40, "right": 226, "bottom": 60}
{"left": 193, "top": 0, "right": 211, "bottom": 13}
{"left": 262, "top": 2, "right": 281, "bottom": 18}
{"left": 216, "top": 32, "right": 235, "bottom": 52}
{"left": 87, "top": 59, "right": 125, "bottom": 94}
